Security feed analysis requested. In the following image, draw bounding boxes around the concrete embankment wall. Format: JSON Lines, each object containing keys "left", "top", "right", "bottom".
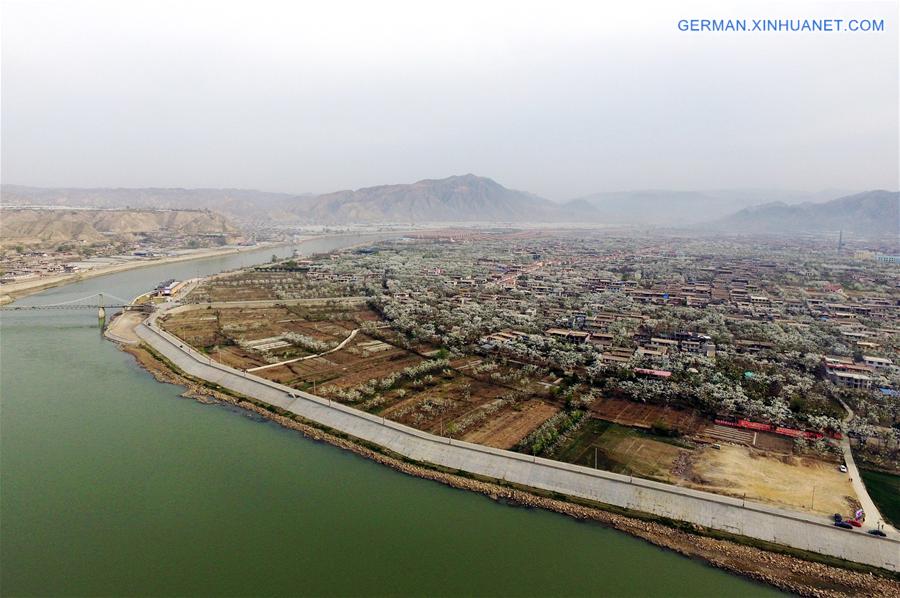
{"left": 136, "top": 318, "right": 899, "bottom": 572}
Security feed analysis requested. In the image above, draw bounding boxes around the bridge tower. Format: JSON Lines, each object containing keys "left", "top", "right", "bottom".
{"left": 98, "top": 293, "right": 106, "bottom": 319}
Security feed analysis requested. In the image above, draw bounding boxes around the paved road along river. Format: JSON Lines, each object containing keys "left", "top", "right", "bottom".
{"left": 1, "top": 235, "right": 782, "bottom": 596}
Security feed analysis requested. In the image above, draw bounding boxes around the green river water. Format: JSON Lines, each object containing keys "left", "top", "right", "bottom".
{"left": 0, "top": 236, "right": 783, "bottom": 597}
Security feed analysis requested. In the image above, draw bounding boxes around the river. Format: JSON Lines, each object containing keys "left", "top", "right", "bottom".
{"left": 0, "top": 235, "right": 781, "bottom": 596}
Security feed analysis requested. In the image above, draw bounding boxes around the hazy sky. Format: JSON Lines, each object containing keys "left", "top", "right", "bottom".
{"left": 2, "top": 0, "right": 898, "bottom": 199}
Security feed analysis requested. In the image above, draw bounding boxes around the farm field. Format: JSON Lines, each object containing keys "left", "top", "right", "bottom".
{"left": 161, "top": 302, "right": 566, "bottom": 445}
{"left": 590, "top": 397, "right": 705, "bottom": 435}
{"left": 187, "top": 268, "right": 358, "bottom": 303}
{"left": 161, "top": 303, "right": 368, "bottom": 372}
{"left": 860, "top": 469, "right": 900, "bottom": 527}
{"left": 555, "top": 420, "right": 689, "bottom": 482}
{"left": 461, "top": 400, "right": 559, "bottom": 449}
{"left": 700, "top": 424, "right": 795, "bottom": 453}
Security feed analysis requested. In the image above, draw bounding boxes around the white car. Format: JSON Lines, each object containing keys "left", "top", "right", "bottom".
{"left": 839, "top": 464, "right": 848, "bottom": 473}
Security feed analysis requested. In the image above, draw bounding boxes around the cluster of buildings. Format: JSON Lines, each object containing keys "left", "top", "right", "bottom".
{"left": 824, "top": 355, "right": 896, "bottom": 390}
{"left": 0, "top": 250, "right": 91, "bottom": 284}
{"left": 278, "top": 234, "right": 900, "bottom": 398}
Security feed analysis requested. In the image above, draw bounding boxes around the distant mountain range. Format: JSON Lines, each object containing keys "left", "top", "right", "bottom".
{"left": 2, "top": 179, "right": 894, "bottom": 234}
{"left": 711, "top": 190, "right": 899, "bottom": 236}
{"left": 0, "top": 207, "right": 240, "bottom": 248}
{"left": 561, "top": 189, "right": 854, "bottom": 226}
{"left": 292, "top": 174, "right": 556, "bottom": 223}
{"left": 0, "top": 185, "right": 304, "bottom": 224}
{"left": 2, "top": 177, "right": 559, "bottom": 224}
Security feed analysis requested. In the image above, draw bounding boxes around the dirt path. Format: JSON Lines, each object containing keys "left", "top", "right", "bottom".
{"left": 837, "top": 398, "right": 894, "bottom": 532}
{"left": 247, "top": 328, "right": 359, "bottom": 372}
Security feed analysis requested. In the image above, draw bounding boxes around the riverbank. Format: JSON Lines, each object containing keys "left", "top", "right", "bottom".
{"left": 0, "top": 242, "right": 294, "bottom": 306}
{"left": 104, "top": 311, "right": 144, "bottom": 345}
{"left": 135, "top": 297, "right": 900, "bottom": 572}
{"left": 119, "top": 338, "right": 899, "bottom": 597}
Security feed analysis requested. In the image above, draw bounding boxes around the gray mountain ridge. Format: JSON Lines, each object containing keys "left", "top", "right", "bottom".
{"left": 2, "top": 179, "right": 890, "bottom": 230}
{"left": 710, "top": 190, "right": 899, "bottom": 236}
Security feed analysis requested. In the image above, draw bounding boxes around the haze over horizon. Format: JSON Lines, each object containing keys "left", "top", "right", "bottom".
{"left": 2, "top": 0, "right": 898, "bottom": 200}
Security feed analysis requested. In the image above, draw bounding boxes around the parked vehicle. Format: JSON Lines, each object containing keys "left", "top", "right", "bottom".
{"left": 839, "top": 464, "right": 848, "bottom": 473}
{"left": 834, "top": 521, "right": 853, "bottom": 529}
{"left": 832, "top": 513, "right": 843, "bottom": 522}
{"left": 867, "top": 529, "right": 887, "bottom": 537}
{"left": 848, "top": 519, "right": 862, "bottom": 527}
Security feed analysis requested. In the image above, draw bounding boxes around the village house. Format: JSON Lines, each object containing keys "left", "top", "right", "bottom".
{"left": 862, "top": 355, "right": 894, "bottom": 370}
{"left": 545, "top": 328, "right": 591, "bottom": 344}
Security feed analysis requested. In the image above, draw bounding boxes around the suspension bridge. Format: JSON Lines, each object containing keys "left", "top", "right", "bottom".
{"left": 0, "top": 293, "right": 149, "bottom": 316}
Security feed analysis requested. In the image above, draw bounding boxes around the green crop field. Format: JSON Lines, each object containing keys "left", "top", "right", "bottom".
{"left": 861, "top": 469, "right": 900, "bottom": 528}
